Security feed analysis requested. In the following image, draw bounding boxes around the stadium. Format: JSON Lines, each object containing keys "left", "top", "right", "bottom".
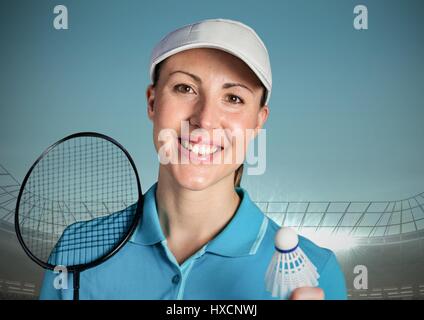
{"left": 1, "top": 163, "right": 423, "bottom": 300}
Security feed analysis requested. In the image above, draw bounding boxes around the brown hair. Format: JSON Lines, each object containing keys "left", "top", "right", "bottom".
{"left": 152, "top": 60, "right": 267, "bottom": 188}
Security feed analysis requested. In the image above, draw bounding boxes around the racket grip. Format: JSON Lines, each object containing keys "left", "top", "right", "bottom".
{"left": 73, "top": 271, "right": 80, "bottom": 301}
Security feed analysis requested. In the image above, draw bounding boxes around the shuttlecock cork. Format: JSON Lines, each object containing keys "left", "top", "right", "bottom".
{"left": 265, "top": 227, "right": 320, "bottom": 299}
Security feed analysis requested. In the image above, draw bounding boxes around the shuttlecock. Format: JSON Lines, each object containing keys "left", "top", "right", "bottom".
{"left": 265, "top": 227, "right": 319, "bottom": 299}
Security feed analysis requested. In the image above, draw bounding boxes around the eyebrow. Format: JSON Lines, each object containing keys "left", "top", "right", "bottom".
{"left": 222, "top": 82, "right": 253, "bottom": 94}
{"left": 169, "top": 70, "right": 201, "bottom": 83}
{"left": 168, "top": 70, "right": 254, "bottom": 94}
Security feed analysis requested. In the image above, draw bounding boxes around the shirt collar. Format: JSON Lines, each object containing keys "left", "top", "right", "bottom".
{"left": 129, "top": 182, "right": 268, "bottom": 257}
{"left": 129, "top": 182, "right": 165, "bottom": 245}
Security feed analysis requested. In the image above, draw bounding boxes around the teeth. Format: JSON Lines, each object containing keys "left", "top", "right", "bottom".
{"left": 199, "top": 145, "right": 208, "bottom": 155}
{"left": 182, "top": 140, "right": 190, "bottom": 149}
{"left": 180, "top": 139, "right": 220, "bottom": 156}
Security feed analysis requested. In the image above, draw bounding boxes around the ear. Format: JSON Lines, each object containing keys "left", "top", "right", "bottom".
{"left": 253, "top": 105, "right": 269, "bottom": 138}
{"left": 146, "top": 84, "right": 156, "bottom": 121}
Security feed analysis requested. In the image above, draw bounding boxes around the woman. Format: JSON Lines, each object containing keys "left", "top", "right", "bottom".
{"left": 40, "top": 18, "right": 347, "bottom": 300}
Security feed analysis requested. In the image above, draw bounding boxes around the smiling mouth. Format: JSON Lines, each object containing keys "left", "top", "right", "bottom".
{"left": 178, "top": 138, "right": 223, "bottom": 157}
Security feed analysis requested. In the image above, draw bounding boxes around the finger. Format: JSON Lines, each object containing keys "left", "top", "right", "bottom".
{"left": 290, "top": 287, "right": 325, "bottom": 300}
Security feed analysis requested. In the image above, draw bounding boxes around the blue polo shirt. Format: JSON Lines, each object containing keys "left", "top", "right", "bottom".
{"left": 39, "top": 182, "right": 347, "bottom": 300}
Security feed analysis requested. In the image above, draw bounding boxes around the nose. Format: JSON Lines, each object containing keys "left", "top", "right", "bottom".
{"left": 189, "top": 95, "right": 219, "bottom": 130}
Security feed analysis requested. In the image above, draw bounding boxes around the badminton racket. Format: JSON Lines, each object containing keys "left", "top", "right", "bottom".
{"left": 15, "top": 132, "right": 143, "bottom": 300}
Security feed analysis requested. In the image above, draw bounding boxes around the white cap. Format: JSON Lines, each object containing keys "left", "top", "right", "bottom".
{"left": 149, "top": 18, "right": 272, "bottom": 105}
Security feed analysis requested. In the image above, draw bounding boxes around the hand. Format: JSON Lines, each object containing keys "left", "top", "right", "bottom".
{"left": 290, "top": 287, "right": 325, "bottom": 300}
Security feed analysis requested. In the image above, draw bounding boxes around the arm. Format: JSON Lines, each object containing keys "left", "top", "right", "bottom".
{"left": 317, "top": 252, "right": 348, "bottom": 300}
{"left": 39, "top": 268, "right": 75, "bottom": 300}
{"left": 39, "top": 269, "right": 62, "bottom": 300}
{"left": 290, "top": 252, "right": 347, "bottom": 300}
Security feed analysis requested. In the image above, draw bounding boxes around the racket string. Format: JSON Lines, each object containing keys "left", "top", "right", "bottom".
{"left": 18, "top": 135, "right": 140, "bottom": 266}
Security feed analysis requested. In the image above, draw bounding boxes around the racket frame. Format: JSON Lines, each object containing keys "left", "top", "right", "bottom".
{"left": 14, "top": 131, "right": 143, "bottom": 273}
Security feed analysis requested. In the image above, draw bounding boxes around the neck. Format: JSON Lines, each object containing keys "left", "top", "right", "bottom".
{"left": 155, "top": 167, "right": 241, "bottom": 263}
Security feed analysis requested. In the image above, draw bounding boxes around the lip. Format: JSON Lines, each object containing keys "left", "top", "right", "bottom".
{"left": 177, "top": 137, "right": 223, "bottom": 163}
{"left": 179, "top": 135, "right": 223, "bottom": 149}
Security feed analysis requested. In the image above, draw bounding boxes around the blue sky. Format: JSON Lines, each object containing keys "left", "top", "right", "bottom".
{"left": 0, "top": 0, "right": 423, "bottom": 202}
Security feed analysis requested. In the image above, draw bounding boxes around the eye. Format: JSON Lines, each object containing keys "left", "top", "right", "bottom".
{"left": 174, "top": 84, "right": 195, "bottom": 94}
{"left": 226, "top": 94, "right": 244, "bottom": 104}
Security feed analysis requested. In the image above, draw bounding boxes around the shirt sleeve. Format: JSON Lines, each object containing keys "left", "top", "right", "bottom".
{"left": 39, "top": 270, "right": 60, "bottom": 300}
{"left": 39, "top": 269, "right": 73, "bottom": 300}
{"left": 318, "top": 252, "right": 348, "bottom": 300}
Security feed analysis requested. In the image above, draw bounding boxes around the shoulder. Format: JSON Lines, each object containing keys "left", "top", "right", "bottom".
{"left": 240, "top": 189, "right": 337, "bottom": 272}
{"left": 261, "top": 216, "right": 347, "bottom": 299}
{"left": 48, "top": 203, "right": 137, "bottom": 266}
{"left": 263, "top": 218, "right": 334, "bottom": 269}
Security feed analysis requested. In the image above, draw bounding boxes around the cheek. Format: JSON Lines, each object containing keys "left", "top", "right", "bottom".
{"left": 151, "top": 96, "right": 191, "bottom": 157}
{"left": 153, "top": 95, "right": 191, "bottom": 132}
{"left": 222, "top": 116, "right": 258, "bottom": 164}
{"left": 224, "top": 115, "right": 258, "bottom": 142}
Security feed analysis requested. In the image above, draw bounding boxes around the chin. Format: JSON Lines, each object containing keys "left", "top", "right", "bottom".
{"left": 175, "top": 168, "right": 215, "bottom": 191}
{"left": 179, "top": 179, "right": 211, "bottom": 191}
{"left": 166, "top": 163, "right": 225, "bottom": 191}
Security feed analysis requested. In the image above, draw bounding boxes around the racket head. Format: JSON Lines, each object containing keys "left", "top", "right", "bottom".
{"left": 15, "top": 132, "right": 143, "bottom": 272}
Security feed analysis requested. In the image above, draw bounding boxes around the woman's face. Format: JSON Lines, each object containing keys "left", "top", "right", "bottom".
{"left": 146, "top": 48, "right": 269, "bottom": 191}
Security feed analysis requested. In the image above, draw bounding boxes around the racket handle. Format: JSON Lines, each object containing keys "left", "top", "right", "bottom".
{"left": 73, "top": 271, "right": 80, "bottom": 301}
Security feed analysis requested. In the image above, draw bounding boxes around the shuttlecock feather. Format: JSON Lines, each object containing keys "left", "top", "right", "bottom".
{"left": 265, "top": 227, "right": 319, "bottom": 299}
